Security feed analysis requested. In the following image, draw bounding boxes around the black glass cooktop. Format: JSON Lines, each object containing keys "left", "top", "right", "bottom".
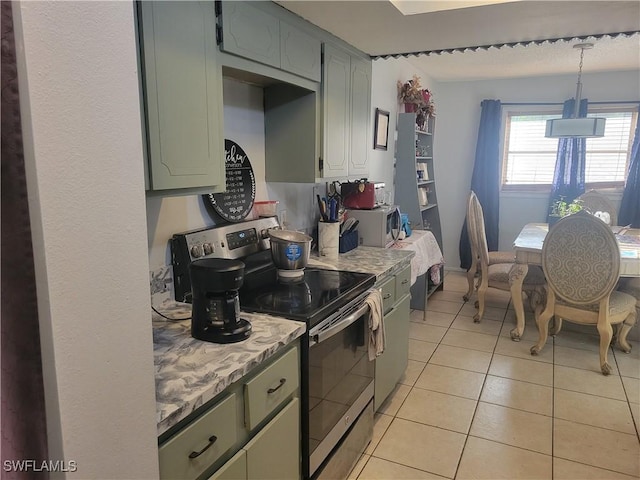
{"left": 239, "top": 266, "right": 375, "bottom": 328}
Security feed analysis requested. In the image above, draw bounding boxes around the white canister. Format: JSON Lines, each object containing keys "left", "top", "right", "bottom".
{"left": 318, "top": 221, "right": 340, "bottom": 257}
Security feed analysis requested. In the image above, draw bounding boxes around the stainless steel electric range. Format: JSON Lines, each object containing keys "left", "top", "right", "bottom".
{"left": 171, "top": 217, "right": 376, "bottom": 479}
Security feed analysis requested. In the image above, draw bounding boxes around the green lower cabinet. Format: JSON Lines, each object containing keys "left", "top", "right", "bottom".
{"left": 158, "top": 394, "right": 238, "bottom": 480}
{"left": 245, "top": 397, "right": 300, "bottom": 480}
{"left": 374, "top": 294, "right": 411, "bottom": 411}
{"left": 209, "top": 450, "right": 247, "bottom": 480}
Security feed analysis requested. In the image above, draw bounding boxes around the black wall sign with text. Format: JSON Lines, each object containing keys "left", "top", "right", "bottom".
{"left": 205, "top": 139, "right": 256, "bottom": 222}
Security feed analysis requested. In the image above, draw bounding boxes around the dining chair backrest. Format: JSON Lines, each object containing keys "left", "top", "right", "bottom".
{"left": 577, "top": 189, "right": 618, "bottom": 226}
{"left": 469, "top": 192, "right": 490, "bottom": 268}
{"left": 466, "top": 191, "right": 479, "bottom": 258}
{"left": 542, "top": 210, "right": 620, "bottom": 305}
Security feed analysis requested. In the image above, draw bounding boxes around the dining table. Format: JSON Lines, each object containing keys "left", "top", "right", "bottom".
{"left": 509, "top": 223, "right": 640, "bottom": 341}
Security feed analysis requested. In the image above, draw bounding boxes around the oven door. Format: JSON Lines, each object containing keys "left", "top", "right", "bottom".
{"left": 307, "top": 300, "right": 374, "bottom": 476}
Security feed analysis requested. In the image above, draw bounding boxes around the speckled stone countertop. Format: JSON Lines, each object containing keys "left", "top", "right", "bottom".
{"left": 152, "top": 247, "right": 409, "bottom": 436}
{"left": 153, "top": 304, "right": 306, "bottom": 436}
{"left": 308, "top": 246, "right": 414, "bottom": 280}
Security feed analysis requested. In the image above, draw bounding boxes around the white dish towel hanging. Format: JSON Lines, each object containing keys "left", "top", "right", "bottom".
{"left": 365, "top": 288, "right": 385, "bottom": 361}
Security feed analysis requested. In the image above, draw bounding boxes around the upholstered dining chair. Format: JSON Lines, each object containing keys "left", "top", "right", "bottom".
{"left": 618, "top": 277, "right": 640, "bottom": 339}
{"left": 463, "top": 191, "right": 515, "bottom": 302}
{"left": 577, "top": 189, "right": 618, "bottom": 226}
{"left": 468, "top": 192, "right": 546, "bottom": 323}
{"left": 530, "top": 211, "right": 637, "bottom": 375}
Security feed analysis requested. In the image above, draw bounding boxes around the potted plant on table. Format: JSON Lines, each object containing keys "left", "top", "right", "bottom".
{"left": 549, "top": 197, "right": 583, "bottom": 226}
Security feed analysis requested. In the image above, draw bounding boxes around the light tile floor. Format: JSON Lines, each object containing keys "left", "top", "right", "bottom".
{"left": 349, "top": 270, "right": 640, "bottom": 480}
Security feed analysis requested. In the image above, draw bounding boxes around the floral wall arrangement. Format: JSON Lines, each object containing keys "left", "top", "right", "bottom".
{"left": 397, "top": 75, "right": 435, "bottom": 131}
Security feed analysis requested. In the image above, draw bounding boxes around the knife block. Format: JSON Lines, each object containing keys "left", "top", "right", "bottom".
{"left": 339, "top": 230, "right": 358, "bottom": 254}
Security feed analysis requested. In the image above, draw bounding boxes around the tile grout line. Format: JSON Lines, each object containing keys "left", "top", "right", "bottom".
{"left": 451, "top": 291, "right": 509, "bottom": 479}
{"left": 551, "top": 328, "right": 555, "bottom": 479}
{"left": 611, "top": 345, "right": 640, "bottom": 442}
{"left": 432, "top": 275, "right": 640, "bottom": 476}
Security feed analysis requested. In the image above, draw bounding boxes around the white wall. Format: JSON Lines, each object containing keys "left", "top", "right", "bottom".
{"left": 14, "top": 2, "right": 158, "bottom": 477}
{"left": 433, "top": 70, "right": 639, "bottom": 270}
{"left": 369, "top": 58, "right": 436, "bottom": 200}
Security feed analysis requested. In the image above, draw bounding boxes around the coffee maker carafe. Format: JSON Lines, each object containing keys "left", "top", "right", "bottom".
{"left": 189, "top": 258, "right": 252, "bottom": 344}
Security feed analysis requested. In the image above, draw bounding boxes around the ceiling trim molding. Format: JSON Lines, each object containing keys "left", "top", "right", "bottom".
{"left": 370, "top": 30, "right": 640, "bottom": 60}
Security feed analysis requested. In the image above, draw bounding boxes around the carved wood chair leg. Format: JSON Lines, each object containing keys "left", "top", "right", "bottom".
{"left": 597, "top": 321, "right": 614, "bottom": 375}
{"left": 464, "top": 266, "right": 475, "bottom": 302}
{"left": 550, "top": 317, "right": 563, "bottom": 336}
{"left": 616, "top": 311, "right": 637, "bottom": 354}
{"left": 474, "top": 281, "right": 487, "bottom": 323}
{"left": 531, "top": 307, "right": 553, "bottom": 356}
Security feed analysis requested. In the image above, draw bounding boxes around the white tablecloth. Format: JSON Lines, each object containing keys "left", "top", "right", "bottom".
{"left": 389, "top": 230, "right": 444, "bottom": 285}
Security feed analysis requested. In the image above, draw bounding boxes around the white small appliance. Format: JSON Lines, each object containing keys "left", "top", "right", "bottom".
{"left": 345, "top": 205, "right": 402, "bottom": 248}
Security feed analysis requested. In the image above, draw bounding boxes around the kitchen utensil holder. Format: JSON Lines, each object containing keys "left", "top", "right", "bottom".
{"left": 339, "top": 230, "right": 358, "bottom": 253}
{"left": 318, "top": 221, "right": 340, "bottom": 257}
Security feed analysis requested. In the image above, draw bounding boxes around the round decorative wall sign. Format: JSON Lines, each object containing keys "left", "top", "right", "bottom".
{"left": 205, "top": 139, "right": 256, "bottom": 222}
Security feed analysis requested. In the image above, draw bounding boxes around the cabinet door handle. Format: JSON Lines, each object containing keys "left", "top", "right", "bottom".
{"left": 188, "top": 435, "right": 218, "bottom": 459}
{"left": 383, "top": 293, "right": 392, "bottom": 300}
{"left": 267, "top": 378, "right": 286, "bottom": 394}
{"left": 401, "top": 279, "right": 409, "bottom": 285}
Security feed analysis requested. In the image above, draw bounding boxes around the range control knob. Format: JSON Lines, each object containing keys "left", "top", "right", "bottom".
{"left": 190, "top": 244, "right": 204, "bottom": 258}
{"left": 203, "top": 243, "right": 214, "bottom": 255}
{"left": 260, "top": 229, "right": 272, "bottom": 239}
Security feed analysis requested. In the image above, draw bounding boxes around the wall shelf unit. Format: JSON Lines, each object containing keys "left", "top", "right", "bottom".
{"left": 394, "top": 113, "right": 444, "bottom": 305}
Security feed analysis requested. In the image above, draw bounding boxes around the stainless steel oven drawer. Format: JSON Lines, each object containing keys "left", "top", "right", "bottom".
{"left": 244, "top": 346, "right": 299, "bottom": 431}
{"left": 315, "top": 400, "right": 373, "bottom": 480}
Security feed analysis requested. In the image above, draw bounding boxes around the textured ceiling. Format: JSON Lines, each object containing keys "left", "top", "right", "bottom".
{"left": 276, "top": 1, "right": 640, "bottom": 81}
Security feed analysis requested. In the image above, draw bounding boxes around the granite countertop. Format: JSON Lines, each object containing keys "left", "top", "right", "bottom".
{"left": 152, "top": 247, "right": 410, "bottom": 436}
{"left": 308, "top": 245, "right": 414, "bottom": 280}
{"left": 153, "top": 303, "right": 306, "bottom": 436}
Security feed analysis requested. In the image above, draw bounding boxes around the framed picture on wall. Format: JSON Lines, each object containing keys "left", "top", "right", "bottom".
{"left": 374, "top": 108, "right": 390, "bottom": 150}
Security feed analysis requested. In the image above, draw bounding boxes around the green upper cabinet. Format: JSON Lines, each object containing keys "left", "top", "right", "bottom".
{"left": 349, "top": 56, "right": 372, "bottom": 177}
{"left": 219, "top": 2, "right": 321, "bottom": 83}
{"left": 220, "top": 2, "right": 280, "bottom": 69}
{"left": 138, "top": 1, "right": 225, "bottom": 192}
{"left": 280, "top": 22, "right": 322, "bottom": 83}
{"left": 322, "top": 44, "right": 351, "bottom": 178}
{"left": 322, "top": 43, "right": 371, "bottom": 180}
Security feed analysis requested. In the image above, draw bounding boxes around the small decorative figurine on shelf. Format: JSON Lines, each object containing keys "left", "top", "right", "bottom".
{"left": 397, "top": 75, "right": 435, "bottom": 131}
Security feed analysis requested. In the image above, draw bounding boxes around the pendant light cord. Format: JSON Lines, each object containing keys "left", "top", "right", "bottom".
{"left": 572, "top": 43, "right": 592, "bottom": 118}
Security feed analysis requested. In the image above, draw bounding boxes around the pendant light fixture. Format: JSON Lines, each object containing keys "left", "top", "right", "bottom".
{"left": 545, "top": 43, "right": 606, "bottom": 138}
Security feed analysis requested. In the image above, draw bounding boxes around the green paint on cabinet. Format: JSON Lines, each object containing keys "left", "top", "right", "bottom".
{"left": 322, "top": 44, "right": 371, "bottom": 180}
{"left": 374, "top": 292, "right": 411, "bottom": 411}
{"left": 209, "top": 450, "right": 247, "bottom": 480}
{"left": 245, "top": 398, "right": 300, "bottom": 480}
{"left": 138, "top": 1, "right": 225, "bottom": 192}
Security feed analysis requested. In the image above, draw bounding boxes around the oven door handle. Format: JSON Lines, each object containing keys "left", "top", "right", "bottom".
{"left": 310, "top": 302, "right": 370, "bottom": 345}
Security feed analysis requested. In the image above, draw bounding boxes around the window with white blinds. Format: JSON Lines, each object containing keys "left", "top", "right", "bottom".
{"left": 502, "top": 107, "right": 637, "bottom": 190}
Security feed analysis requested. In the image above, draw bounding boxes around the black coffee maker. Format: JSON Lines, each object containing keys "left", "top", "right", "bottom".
{"left": 189, "top": 258, "right": 252, "bottom": 344}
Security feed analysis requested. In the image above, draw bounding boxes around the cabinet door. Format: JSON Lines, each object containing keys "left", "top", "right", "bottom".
{"left": 322, "top": 44, "right": 351, "bottom": 178}
{"left": 378, "top": 275, "right": 395, "bottom": 315}
{"left": 209, "top": 450, "right": 247, "bottom": 480}
{"left": 140, "top": 2, "right": 225, "bottom": 191}
{"left": 245, "top": 398, "right": 300, "bottom": 480}
{"left": 374, "top": 294, "right": 410, "bottom": 411}
{"left": 220, "top": 2, "right": 280, "bottom": 69}
{"left": 395, "top": 265, "right": 412, "bottom": 300}
{"left": 349, "top": 57, "right": 371, "bottom": 177}
{"left": 280, "top": 22, "right": 321, "bottom": 82}
{"left": 244, "top": 346, "right": 299, "bottom": 431}
{"left": 158, "top": 393, "right": 238, "bottom": 480}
